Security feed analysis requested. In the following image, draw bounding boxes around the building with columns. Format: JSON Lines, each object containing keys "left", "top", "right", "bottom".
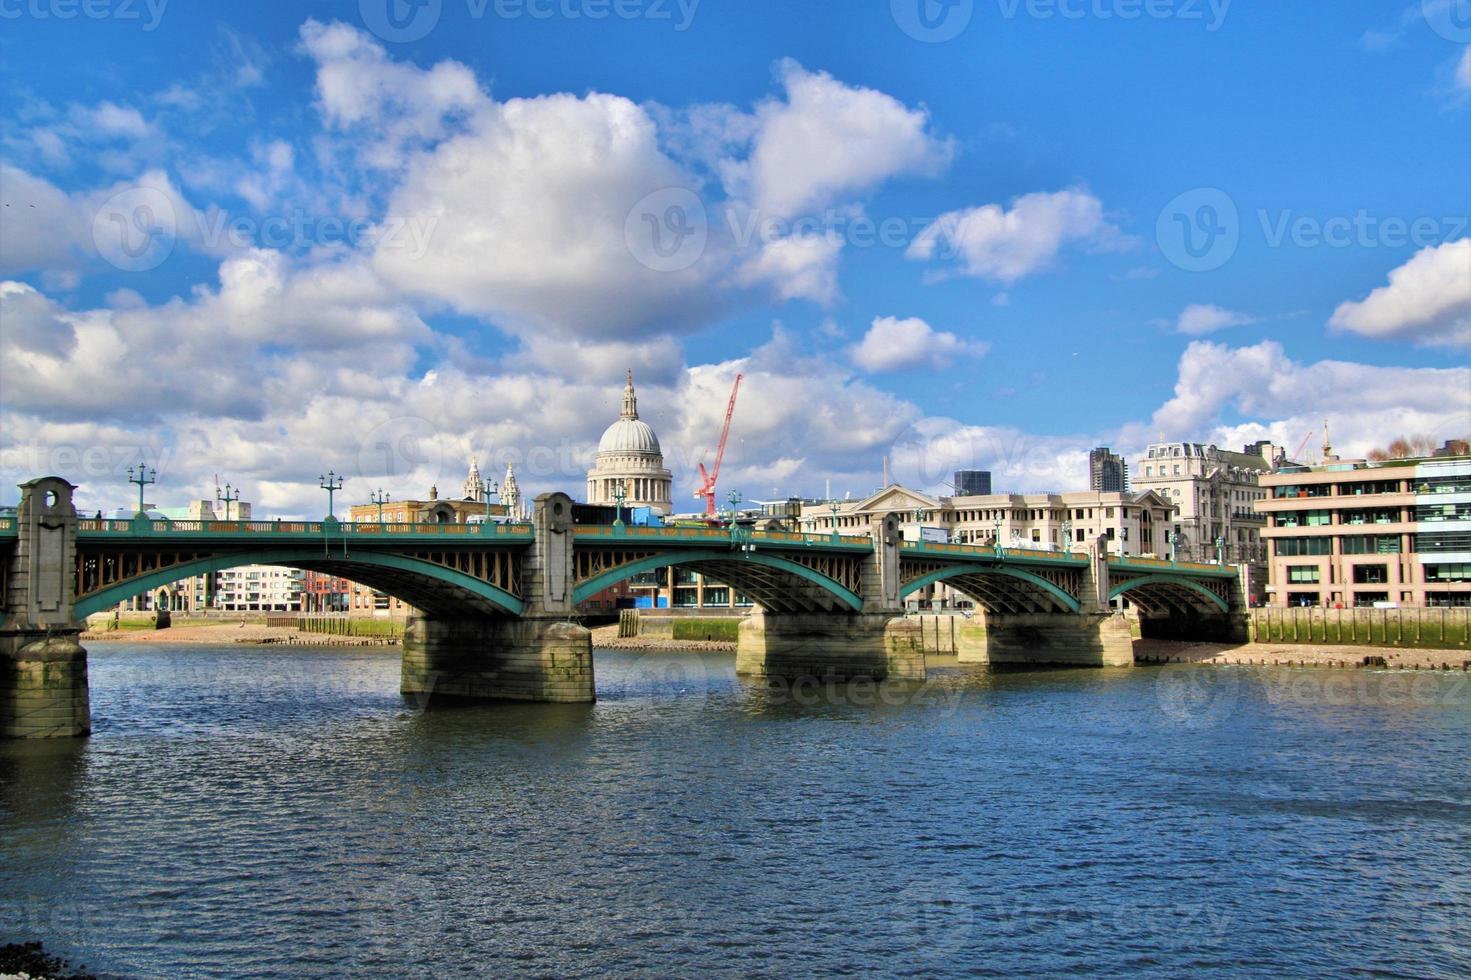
{"left": 1131, "top": 441, "right": 1279, "bottom": 564}
{"left": 586, "top": 372, "right": 673, "bottom": 514}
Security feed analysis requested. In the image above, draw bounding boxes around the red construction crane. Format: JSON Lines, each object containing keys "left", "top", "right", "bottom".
{"left": 694, "top": 373, "right": 743, "bottom": 518}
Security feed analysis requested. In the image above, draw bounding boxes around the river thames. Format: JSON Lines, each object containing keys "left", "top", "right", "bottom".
{"left": 2, "top": 643, "right": 1468, "bottom": 978}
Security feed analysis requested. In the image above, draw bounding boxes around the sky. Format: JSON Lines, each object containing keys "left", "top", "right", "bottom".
{"left": 0, "top": 0, "right": 1468, "bottom": 517}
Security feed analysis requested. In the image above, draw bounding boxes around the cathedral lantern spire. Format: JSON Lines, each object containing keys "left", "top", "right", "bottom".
{"left": 621, "top": 370, "right": 639, "bottom": 420}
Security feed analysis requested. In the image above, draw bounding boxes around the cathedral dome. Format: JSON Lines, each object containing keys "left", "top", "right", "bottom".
{"left": 598, "top": 417, "right": 661, "bottom": 455}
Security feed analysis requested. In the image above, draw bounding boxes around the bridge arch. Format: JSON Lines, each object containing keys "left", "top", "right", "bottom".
{"left": 900, "top": 565, "right": 1082, "bottom": 614}
{"left": 73, "top": 549, "right": 525, "bottom": 621}
{"left": 572, "top": 549, "right": 864, "bottom": 614}
{"left": 1108, "top": 575, "right": 1230, "bottom": 615}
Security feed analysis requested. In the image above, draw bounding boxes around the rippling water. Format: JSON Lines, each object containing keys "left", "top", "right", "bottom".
{"left": 2, "top": 643, "right": 1469, "bottom": 978}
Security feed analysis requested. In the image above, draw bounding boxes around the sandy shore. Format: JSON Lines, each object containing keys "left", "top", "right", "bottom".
{"left": 81, "top": 623, "right": 397, "bottom": 646}
{"left": 1135, "top": 638, "right": 1471, "bottom": 670}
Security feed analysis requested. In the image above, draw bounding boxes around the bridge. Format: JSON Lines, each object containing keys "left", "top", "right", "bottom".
{"left": 1, "top": 476, "right": 1248, "bottom": 738}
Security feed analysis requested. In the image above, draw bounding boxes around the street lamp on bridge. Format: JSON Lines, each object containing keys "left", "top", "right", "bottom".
{"left": 1062, "top": 520, "right": 1073, "bottom": 556}
{"left": 612, "top": 482, "right": 626, "bottom": 528}
{"left": 216, "top": 482, "right": 240, "bottom": 521}
{"left": 319, "top": 471, "right": 344, "bottom": 521}
{"left": 1216, "top": 536, "right": 1226, "bottom": 565}
{"left": 370, "top": 488, "right": 390, "bottom": 524}
{"left": 127, "top": 461, "right": 156, "bottom": 517}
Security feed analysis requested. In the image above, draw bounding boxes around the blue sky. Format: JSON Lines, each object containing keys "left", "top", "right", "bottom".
{"left": 0, "top": 0, "right": 1467, "bottom": 515}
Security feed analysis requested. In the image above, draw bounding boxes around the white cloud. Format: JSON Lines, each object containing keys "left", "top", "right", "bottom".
{"left": 735, "top": 234, "right": 843, "bottom": 305}
{"left": 908, "top": 188, "right": 1129, "bottom": 284}
{"left": 69, "top": 101, "right": 154, "bottom": 141}
{"left": 372, "top": 89, "right": 721, "bottom": 339}
{"left": 1329, "top": 239, "right": 1471, "bottom": 347}
{"left": 850, "top": 316, "right": 989, "bottom": 373}
{"left": 726, "top": 60, "right": 952, "bottom": 219}
{"left": 300, "top": 19, "right": 485, "bottom": 168}
{"left": 1149, "top": 340, "right": 1470, "bottom": 450}
{"left": 0, "top": 165, "right": 92, "bottom": 274}
{"left": 1174, "top": 304, "right": 1257, "bottom": 336}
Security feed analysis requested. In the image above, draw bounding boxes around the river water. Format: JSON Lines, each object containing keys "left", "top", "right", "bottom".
{"left": 1, "top": 643, "right": 1468, "bottom": 978}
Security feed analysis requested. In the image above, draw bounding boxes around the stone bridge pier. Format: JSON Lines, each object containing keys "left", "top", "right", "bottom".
{"left": 400, "top": 493, "right": 594, "bottom": 704}
{"left": 1, "top": 478, "right": 91, "bottom": 738}
{"left": 954, "top": 545, "right": 1134, "bottom": 669}
{"left": 735, "top": 515, "right": 923, "bottom": 683}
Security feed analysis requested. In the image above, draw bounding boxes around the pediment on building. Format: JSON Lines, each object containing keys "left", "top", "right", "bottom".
{"left": 851, "top": 485, "right": 944, "bottom": 514}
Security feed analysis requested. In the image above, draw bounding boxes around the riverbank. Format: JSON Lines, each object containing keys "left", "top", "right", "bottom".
{"left": 589, "top": 624, "right": 735, "bottom": 652}
{"left": 1136, "top": 638, "right": 1471, "bottom": 670}
{"left": 80, "top": 623, "right": 397, "bottom": 647}
{"left": 79, "top": 622, "right": 735, "bottom": 653}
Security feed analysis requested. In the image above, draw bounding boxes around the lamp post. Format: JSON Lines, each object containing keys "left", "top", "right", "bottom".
{"left": 1170, "top": 531, "right": 1181, "bottom": 564}
{"left": 319, "top": 470, "right": 343, "bottom": 521}
{"left": 1216, "top": 536, "right": 1226, "bottom": 565}
{"left": 216, "top": 482, "right": 240, "bottom": 521}
{"left": 728, "top": 491, "right": 752, "bottom": 553}
{"left": 612, "top": 482, "right": 626, "bottom": 528}
{"left": 1062, "top": 520, "right": 1073, "bottom": 556}
{"left": 829, "top": 499, "right": 841, "bottom": 544}
{"left": 127, "top": 461, "right": 156, "bottom": 517}
{"left": 370, "top": 489, "right": 390, "bottom": 524}
{"left": 484, "top": 479, "right": 500, "bottom": 523}
{"left": 993, "top": 518, "right": 1003, "bottom": 557}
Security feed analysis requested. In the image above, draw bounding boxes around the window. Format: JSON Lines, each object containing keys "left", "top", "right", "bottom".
{"left": 1426, "top": 564, "right": 1471, "bottom": 582}
{"left": 1419, "top": 475, "right": 1471, "bottom": 494}
{"left": 1287, "top": 567, "right": 1320, "bottom": 584}
{"left": 1417, "top": 531, "right": 1471, "bottom": 553}
{"left": 1416, "top": 503, "right": 1471, "bottom": 522}
{"left": 1342, "top": 535, "right": 1401, "bottom": 555}
{"left": 1353, "top": 592, "right": 1390, "bottom": 608}
{"left": 1343, "top": 480, "right": 1402, "bottom": 496}
{"left": 1352, "top": 565, "right": 1389, "bottom": 584}
{"left": 1275, "top": 537, "right": 1332, "bottom": 557}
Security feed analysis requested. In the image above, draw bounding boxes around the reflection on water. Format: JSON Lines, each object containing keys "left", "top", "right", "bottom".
{"left": 1, "top": 644, "right": 1468, "bottom": 978}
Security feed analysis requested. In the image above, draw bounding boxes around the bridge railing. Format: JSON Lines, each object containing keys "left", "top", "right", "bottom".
{"left": 71, "top": 519, "right": 536, "bottom": 539}
{"left": 900, "top": 541, "right": 1089, "bottom": 564}
{"left": 572, "top": 525, "right": 872, "bottom": 549}
{"left": 1107, "top": 555, "right": 1237, "bottom": 576}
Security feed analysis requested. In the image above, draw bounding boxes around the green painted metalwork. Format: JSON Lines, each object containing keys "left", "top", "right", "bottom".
{"left": 572, "top": 525, "right": 872, "bottom": 551}
{"left": 73, "top": 549, "right": 525, "bottom": 620}
{"left": 571, "top": 549, "right": 864, "bottom": 611}
{"left": 1107, "top": 575, "right": 1230, "bottom": 613}
{"left": 73, "top": 519, "right": 535, "bottom": 542}
{"left": 899, "top": 565, "right": 1082, "bottom": 613}
{"left": 900, "top": 541, "right": 1089, "bottom": 567}
{"left": 1108, "top": 556, "right": 1237, "bottom": 578}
